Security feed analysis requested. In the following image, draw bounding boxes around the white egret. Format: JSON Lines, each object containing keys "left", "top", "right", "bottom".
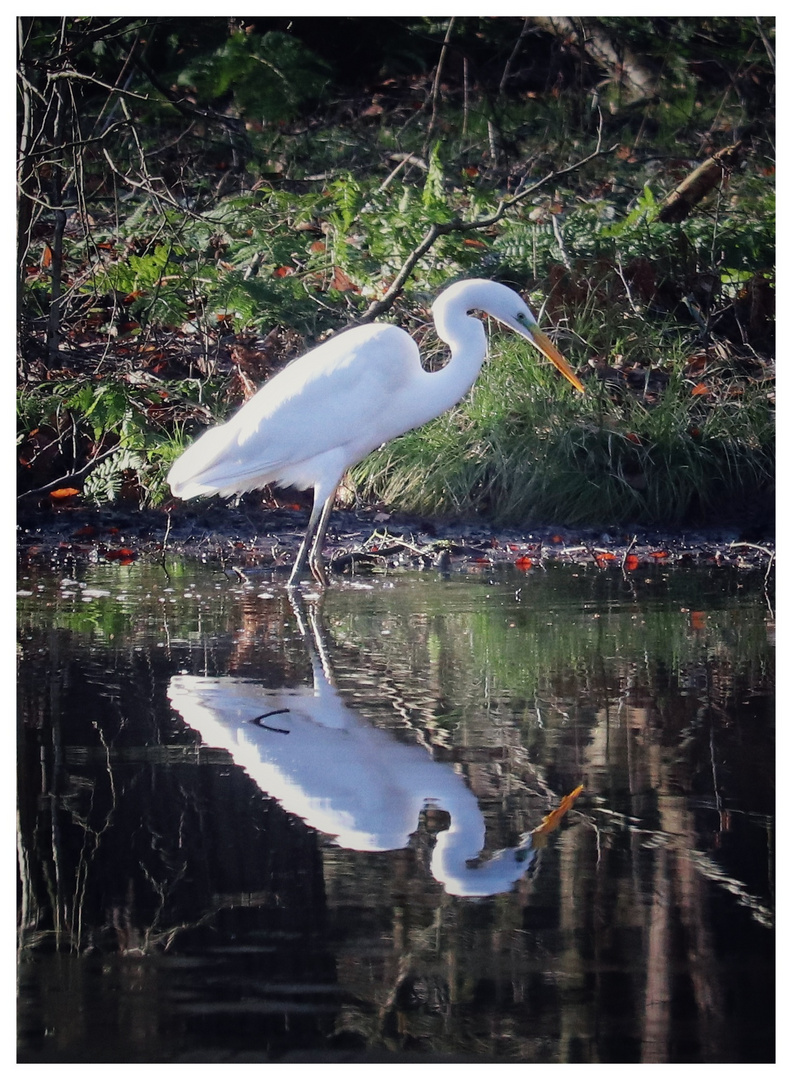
{"left": 167, "top": 278, "right": 584, "bottom": 585}
{"left": 167, "top": 597, "right": 583, "bottom": 898}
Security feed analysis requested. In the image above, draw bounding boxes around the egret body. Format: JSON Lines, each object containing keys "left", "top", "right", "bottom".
{"left": 167, "top": 278, "right": 583, "bottom": 585}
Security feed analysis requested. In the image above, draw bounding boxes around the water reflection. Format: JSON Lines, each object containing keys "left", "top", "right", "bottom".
{"left": 17, "top": 561, "right": 775, "bottom": 1063}
{"left": 169, "top": 595, "right": 579, "bottom": 898}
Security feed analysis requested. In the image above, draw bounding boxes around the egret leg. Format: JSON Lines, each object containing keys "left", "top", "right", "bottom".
{"left": 287, "top": 486, "right": 337, "bottom": 588}
{"left": 307, "top": 490, "right": 338, "bottom": 586}
{"left": 288, "top": 501, "right": 323, "bottom": 587}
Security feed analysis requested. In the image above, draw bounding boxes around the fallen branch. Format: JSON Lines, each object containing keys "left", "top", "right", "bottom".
{"left": 658, "top": 142, "right": 744, "bottom": 223}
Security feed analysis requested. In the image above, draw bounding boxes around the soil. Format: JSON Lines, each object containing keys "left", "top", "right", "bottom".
{"left": 16, "top": 496, "right": 776, "bottom": 582}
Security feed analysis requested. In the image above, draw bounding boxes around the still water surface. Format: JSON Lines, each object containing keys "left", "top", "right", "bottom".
{"left": 17, "top": 559, "right": 774, "bottom": 1063}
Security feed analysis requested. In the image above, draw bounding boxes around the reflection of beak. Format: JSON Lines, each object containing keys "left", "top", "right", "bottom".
{"left": 530, "top": 328, "right": 585, "bottom": 393}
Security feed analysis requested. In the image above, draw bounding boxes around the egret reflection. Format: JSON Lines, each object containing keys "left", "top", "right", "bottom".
{"left": 168, "top": 596, "right": 581, "bottom": 898}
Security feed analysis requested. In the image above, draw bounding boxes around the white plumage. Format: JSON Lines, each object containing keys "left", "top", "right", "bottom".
{"left": 168, "top": 278, "right": 583, "bottom": 585}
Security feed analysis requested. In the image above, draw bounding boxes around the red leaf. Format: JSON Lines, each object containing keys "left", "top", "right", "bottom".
{"left": 515, "top": 556, "right": 533, "bottom": 570}
{"left": 691, "top": 382, "right": 709, "bottom": 396}
{"left": 49, "top": 487, "right": 80, "bottom": 499}
{"left": 649, "top": 550, "right": 669, "bottom": 559}
{"left": 625, "top": 553, "right": 640, "bottom": 571}
{"left": 105, "top": 547, "right": 135, "bottom": 561}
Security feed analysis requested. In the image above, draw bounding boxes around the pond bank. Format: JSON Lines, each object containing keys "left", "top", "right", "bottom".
{"left": 17, "top": 500, "right": 775, "bottom": 582}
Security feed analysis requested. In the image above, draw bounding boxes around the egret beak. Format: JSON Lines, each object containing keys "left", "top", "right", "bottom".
{"left": 530, "top": 328, "right": 585, "bottom": 393}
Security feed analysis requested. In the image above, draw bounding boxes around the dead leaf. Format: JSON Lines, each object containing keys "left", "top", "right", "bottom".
{"left": 330, "top": 267, "right": 360, "bottom": 293}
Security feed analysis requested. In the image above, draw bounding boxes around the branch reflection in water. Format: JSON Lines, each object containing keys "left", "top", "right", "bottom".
{"left": 168, "top": 593, "right": 581, "bottom": 898}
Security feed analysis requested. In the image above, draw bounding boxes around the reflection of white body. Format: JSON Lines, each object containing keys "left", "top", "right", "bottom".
{"left": 168, "top": 672, "right": 539, "bottom": 898}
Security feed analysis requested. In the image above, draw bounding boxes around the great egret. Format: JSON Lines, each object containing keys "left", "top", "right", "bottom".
{"left": 168, "top": 596, "right": 583, "bottom": 898}
{"left": 167, "top": 278, "right": 584, "bottom": 585}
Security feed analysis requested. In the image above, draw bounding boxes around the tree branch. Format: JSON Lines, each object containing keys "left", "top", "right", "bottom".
{"left": 359, "top": 138, "right": 617, "bottom": 323}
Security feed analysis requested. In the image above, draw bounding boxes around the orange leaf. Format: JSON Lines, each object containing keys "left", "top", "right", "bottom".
{"left": 273, "top": 265, "right": 295, "bottom": 277}
{"left": 463, "top": 238, "right": 487, "bottom": 248}
{"left": 649, "top": 550, "right": 669, "bottom": 559}
{"left": 49, "top": 488, "right": 80, "bottom": 499}
{"left": 625, "top": 553, "right": 640, "bottom": 571}
{"left": 105, "top": 547, "right": 135, "bottom": 561}
{"left": 515, "top": 556, "right": 533, "bottom": 570}
{"left": 690, "top": 611, "right": 707, "bottom": 631}
{"left": 42, "top": 245, "right": 53, "bottom": 268}
{"left": 626, "top": 432, "right": 641, "bottom": 444}
{"left": 691, "top": 382, "right": 709, "bottom": 396}
{"left": 309, "top": 240, "right": 326, "bottom": 253}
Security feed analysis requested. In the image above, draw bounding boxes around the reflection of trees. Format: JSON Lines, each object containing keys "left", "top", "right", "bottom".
{"left": 17, "top": 568, "right": 774, "bottom": 1062}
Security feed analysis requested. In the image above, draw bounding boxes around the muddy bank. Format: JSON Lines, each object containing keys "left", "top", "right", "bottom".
{"left": 16, "top": 498, "right": 775, "bottom": 583}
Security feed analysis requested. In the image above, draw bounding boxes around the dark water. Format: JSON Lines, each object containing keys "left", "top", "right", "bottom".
{"left": 17, "top": 558, "right": 775, "bottom": 1063}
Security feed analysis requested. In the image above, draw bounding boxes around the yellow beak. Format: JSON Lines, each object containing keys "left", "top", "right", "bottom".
{"left": 530, "top": 328, "right": 585, "bottom": 393}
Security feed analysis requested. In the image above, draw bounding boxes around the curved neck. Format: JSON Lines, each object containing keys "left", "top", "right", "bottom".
{"left": 418, "top": 305, "right": 488, "bottom": 424}
{"left": 428, "top": 790, "right": 537, "bottom": 898}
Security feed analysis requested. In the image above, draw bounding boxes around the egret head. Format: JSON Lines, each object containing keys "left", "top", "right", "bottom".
{"left": 434, "top": 278, "right": 584, "bottom": 393}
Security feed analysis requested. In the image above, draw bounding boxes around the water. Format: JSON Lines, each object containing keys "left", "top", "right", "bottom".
{"left": 17, "top": 558, "right": 775, "bottom": 1063}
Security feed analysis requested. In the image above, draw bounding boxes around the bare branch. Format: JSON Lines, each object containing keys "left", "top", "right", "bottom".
{"left": 18, "top": 442, "right": 122, "bottom": 501}
{"left": 359, "top": 139, "right": 618, "bottom": 323}
{"left": 45, "top": 66, "right": 151, "bottom": 101}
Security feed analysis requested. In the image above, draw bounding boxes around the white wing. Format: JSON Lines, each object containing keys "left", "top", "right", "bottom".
{"left": 169, "top": 323, "right": 419, "bottom": 498}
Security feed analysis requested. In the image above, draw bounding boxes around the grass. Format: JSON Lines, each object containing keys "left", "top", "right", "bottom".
{"left": 351, "top": 328, "right": 774, "bottom": 528}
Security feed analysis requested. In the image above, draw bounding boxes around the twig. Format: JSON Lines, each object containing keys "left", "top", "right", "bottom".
{"left": 620, "top": 534, "right": 638, "bottom": 575}
{"left": 551, "top": 213, "right": 572, "bottom": 270}
{"left": 499, "top": 18, "right": 532, "bottom": 96}
{"left": 45, "top": 66, "right": 151, "bottom": 101}
{"left": 728, "top": 541, "right": 775, "bottom": 592}
{"left": 425, "top": 17, "right": 456, "bottom": 149}
{"left": 17, "top": 442, "right": 122, "bottom": 500}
